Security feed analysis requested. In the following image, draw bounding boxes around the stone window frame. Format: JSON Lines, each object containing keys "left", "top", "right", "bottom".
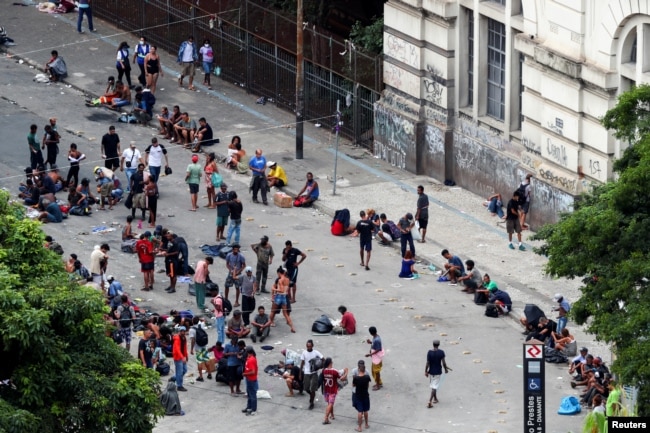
{"left": 487, "top": 18, "right": 507, "bottom": 121}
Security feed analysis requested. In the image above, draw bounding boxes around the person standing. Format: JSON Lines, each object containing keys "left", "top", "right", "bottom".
{"left": 136, "top": 232, "right": 155, "bottom": 291}
{"left": 129, "top": 163, "right": 147, "bottom": 220}
{"left": 242, "top": 346, "right": 259, "bottom": 416}
{"left": 76, "top": 0, "right": 96, "bottom": 34}
{"left": 224, "top": 244, "right": 246, "bottom": 306}
{"left": 204, "top": 152, "right": 219, "bottom": 208}
{"left": 398, "top": 212, "right": 416, "bottom": 258}
{"left": 224, "top": 336, "right": 244, "bottom": 395}
{"left": 239, "top": 266, "right": 256, "bottom": 327}
{"left": 199, "top": 38, "right": 214, "bottom": 89}
{"left": 101, "top": 126, "right": 121, "bottom": 171}
{"left": 172, "top": 326, "right": 189, "bottom": 391}
{"left": 282, "top": 240, "right": 306, "bottom": 303}
{"left": 518, "top": 173, "right": 533, "bottom": 229}
{"left": 120, "top": 141, "right": 142, "bottom": 193}
{"left": 251, "top": 235, "right": 274, "bottom": 294}
{"left": 144, "top": 46, "right": 163, "bottom": 94}
{"left": 321, "top": 357, "right": 348, "bottom": 425}
{"left": 249, "top": 149, "right": 268, "bottom": 205}
{"left": 115, "top": 42, "right": 132, "bottom": 88}
{"left": 215, "top": 183, "right": 230, "bottom": 241}
{"left": 352, "top": 360, "right": 371, "bottom": 431}
{"left": 365, "top": 326, "right": 384, "bottom": 390}
{"left": 138, "top": 329, "right": 154, "bottom": 368}
{"left": 356, "top": 210, "right": 373, "bottom": 271}
{"left": 27, "top": 124, "right": 44, "bottom": 170}
{"left": 163, "top": 231, "right": 180, "bottom": 293}
{"left": 425, "top": 339, "right": 451, "bottom": 407}
{"left": 41, "top": 124, "right": 60, "bottom": 170}
{"left": 268, "top": 267, "right": 295, "bottom": 333}
{"left": 177, "top": 36, "right": 198, "bottom": 90}
{"left": 226, "top": 191, "right": 243, "bottom": 245}
{"left": 89, "top": 243, "right": 110, "bottom": 289}
{"left": 66, "top": 143, "right": 85, "bottom": 189}
{"left": 133, "top": 36, "right": 150, "bottom": 87}
{"left": 552, "top": 293, "right": 571, "bottom": 334}
{"left": 193, "top": 256, "right": 213, "bottom": 311}
{"left": 144, "top": 137, "right": 168, "bottom": 183}
{"left": 506, "top": 191, "right": 526, "bottom": 251}
{"left": 415, "top": 185, "right": 430, "bottom": 243}
{"left": 299, "top": 339, "right": 324, "bottom": 410}
{"left": 115, "top": 294, "right": 135, "bottom": 351}
{"left": 185, "top": 154, "right": 201, "bottom": 211}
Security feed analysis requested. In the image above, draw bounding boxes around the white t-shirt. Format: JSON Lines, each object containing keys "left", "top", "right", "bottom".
{"left": 199, "top": 45, "right": 214, "bottom": 62}
{"left": 300, "top": 349, "right": 323, "bottom": 374}
{"left": 145, "top": 144, "right": 166, "bottom": 167}
{"left": 122, "top": 148, "right": 141, "bottom": 167}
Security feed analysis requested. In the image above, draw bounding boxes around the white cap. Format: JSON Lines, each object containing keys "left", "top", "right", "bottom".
{"left": 245, "top": 266, "right": 253, "bottom": 273}
{"left": 266, "top": 161, "right": 276, "bottom": 167}
{"left": 553, "top": 293, "right": 562, "bottom": 302}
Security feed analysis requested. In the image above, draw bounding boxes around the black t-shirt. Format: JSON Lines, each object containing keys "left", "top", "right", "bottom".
{"left": 228, "top": 201, "right": 243, "bottom": 220}
{"left": 356, "top": 219, "right": 373, "bottom": 242}
{"left": 284, "top": 247, "right": 302, "bottom": 268}
{"left": 102, "top": 133, "right": 120, "bottom": 158}
{"left": 353, "top": 374, "right": 371, "bottom": 399}
{"left": 202, "top": 123, "right": 214, "bottom": 145}
{"left": 131, "top": 170, "right": 145, "bottom": 194}
{"left": 506, "top": 198, "right": 519, "bottom": 220}
{"left": 426, "top": 349, "right": 445, "bottom": 375}
{"left": 138, "top": 338, "right": 153, "bottom": 366}
{"left": 166, "top": 239, "right": 179, "bottom": 262}
{"left": 417, "top": 194, "right": 429, "bottom": 219}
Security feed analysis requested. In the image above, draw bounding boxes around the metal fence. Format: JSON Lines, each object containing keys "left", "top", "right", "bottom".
{"left": 93, "top": 0, "right": 381, "bottom": 147}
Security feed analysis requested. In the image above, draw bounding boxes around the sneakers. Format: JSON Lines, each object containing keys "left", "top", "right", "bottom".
{"left": 308, "top": 402, "right": 314, "bottom": 410}
{"left": 509, "top": 243, "right": 515, "bottom": 250}
{"left": 196, "top": 377, "right": 204, "bottom": 382}
{"left": 177, "top": 386, "right": 188, "bottom": 392}
{"left": 259, "top": 335, "right": 266, "bottom": 343}
{"left": 242, "top": 408, "right": 250, "bottom": 413}
{"left": 518, "top": 244, "right": 526, "bottom": 251}
{"left": 207, "top": 373, "right": 212, "bottom": 380}
{"left": 251, "top": 334, "right": 257, "bottom": 343}
{"left": 246, "top": 411, "right": 257, "bottom": 416}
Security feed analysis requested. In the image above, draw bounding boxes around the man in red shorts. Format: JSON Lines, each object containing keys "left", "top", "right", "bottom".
{"left": 136, "top": 231, "right": 155, "bottom": 291}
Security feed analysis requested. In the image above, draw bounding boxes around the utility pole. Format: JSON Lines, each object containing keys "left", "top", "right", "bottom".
{"left": 333, "top": 100, "right": 341, "bottom": 195}
{"left": 295, "top": 0, "right": 304, "bottom": 159}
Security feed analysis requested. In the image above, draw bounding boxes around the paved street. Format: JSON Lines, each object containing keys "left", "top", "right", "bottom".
{"left": 0, "top": 4, "right": 605, "bottom": 432}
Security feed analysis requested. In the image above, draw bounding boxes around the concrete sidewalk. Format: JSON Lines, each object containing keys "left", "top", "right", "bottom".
{"left": 3, "top": 0, "right": 603, "bottom": 354}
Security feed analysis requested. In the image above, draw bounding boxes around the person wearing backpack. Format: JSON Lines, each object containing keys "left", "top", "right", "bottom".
{"left": 189, "top": 317, "right": 210, "bottom": 382}
{"left": 517, "top": 173, "right": 533, "bottom": 229}
{"left": 506, "top": 191, "right": 526, "bottom": 251}
{"left": 115, "top": 295, "right": 135, "bottom": 351}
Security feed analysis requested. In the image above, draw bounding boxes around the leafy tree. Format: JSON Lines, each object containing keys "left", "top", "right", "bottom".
{"left": 350, "top": 16, "right": 384, "bottom": 55}
{"left": 0, "top": 191, "right": 163, "bottom": 433}
{"left": 531, "top": 88, "right": 650, "bottom": 417}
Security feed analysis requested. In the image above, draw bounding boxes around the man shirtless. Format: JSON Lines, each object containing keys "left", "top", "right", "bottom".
{"left": 109, "top": 82, "right": 132, "bottom": 109}
{"left": 269, "top": 267, "right": 295, "bottom": 333}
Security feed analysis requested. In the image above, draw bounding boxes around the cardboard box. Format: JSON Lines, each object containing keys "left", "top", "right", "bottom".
{"left": 274, "top": 192, "right": 293, "bottom": 208}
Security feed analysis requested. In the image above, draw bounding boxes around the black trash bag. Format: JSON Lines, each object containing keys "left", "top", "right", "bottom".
{"left": 311, "top": 315, "right": 333, "bottom": 333}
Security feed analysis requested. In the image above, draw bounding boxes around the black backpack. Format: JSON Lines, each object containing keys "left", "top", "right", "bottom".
{"left": 194, "top": 325, "right": 209, "bottom": 347}
{"left": 119, "top": 305, "right": 133, "bottom": 328}
{"left": 485, "top": 304, "right": 499, "bottom": 318}
{"left": 222, "top": 297, "right": 233, "bottom": 316}
{"left": 516, "top": 182, "right": 528, "bottom": 205}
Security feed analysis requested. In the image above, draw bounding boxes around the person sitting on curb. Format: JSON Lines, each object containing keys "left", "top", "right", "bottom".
{"left": 266, "top": 161, "right": 288, "bottom": 189}
{"left": 483, "top": 193, "right": 505, "bottom": 219}
{"left": 441, "top": 249, "right": 465, "bottom": 285}
{"left": 45, "top": 50, "right": 67, "bottom": 82}
{"left": 294, "top": 172, "right": 319, "bottom": 207}
{"left": 486, "top": 282, "right": 512, "bottom": 315}
{"left": 173, "top": 112, "right": 197, "bottom": 147}
{"left": 457, "top": 259, "right": 482, "bottom": 293}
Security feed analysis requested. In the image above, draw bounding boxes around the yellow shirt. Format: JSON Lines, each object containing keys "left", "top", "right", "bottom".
{"left": 268, "top": 165, "right": 288, "bottom": 186}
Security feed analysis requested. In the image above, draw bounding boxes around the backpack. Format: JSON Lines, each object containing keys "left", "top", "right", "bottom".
{"left": 194, "top": 325, "right": 209, "bottom": 347}
{"left": 119, "top": 305, "right": 133, "bottom": 328}
{"left": 485, "top": 304, "right": 499, "bottom": 318}
{"left": 311, "top": 315, "right": 333, "bottom": 334}
{"left": 474, "top": 291, "right": 488, "bottom": 305}
{"left": 213, "top": 295, "right": 232, "bottom": 316}
{"left": 516, "top": 182, "right": 528, "bottom": 205}
{"left": 69, "top": 206, "right": 92, "bottom": 216}
{"left": 309, "top": 356, "right": 324, "bottom": 371}
{"left": 387, "top": 221, "right": 401, "bottom": 240}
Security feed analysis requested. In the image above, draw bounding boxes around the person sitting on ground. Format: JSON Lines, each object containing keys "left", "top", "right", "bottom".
{"left": 193, "top": 117, "right": 215, "bottom": 153}
{"left": 366, "top": 209, "right": 381, "bottom": 235}
{"left": 250, "top": 305, "right": 271, "bottom": 343}
{"left": 441, "top": 249, "right": 465, "bottom": 284}
{"left": 487, "top": 283, "right": 512, "bottom": 315}
{"left": 483, "top": 193, "right": 505, "bottom": 219}
{"left": 109, "top": 82, "right": 132, "bottom": 110}
{"left": 226, "top": 136, "right": 243, "bottom": 168}
{"left": 38, "top": 198, "right": 63, "bottom": 223}
{"left": 550, "top": 328, "right": 575, "bottom": 351}
{"left": 457, "top": 259, "right": 482, "bottom": 293}
{"left": 572, "top": 356, "right": 608, "bottom": 388}
{"left": 332, "top": 305, "right": 356, "bottom": 334}
{"left": 377, "top": 213, "right": 401, "bottom": 245}
{"left": 398, "top": 250, "right": 418, "bottom": 279}
{"left": 226, "top": 310, "right": 251, "bottom": 339}
{"left": 158, "top": 105, "right": 181, "bottom": 140}
{"left": 173, "top": 112, "right": 197, "bottom": 147}
{"left": 525, "top": 316, "right": 557, "bottom": 343}
{"left": 569, "top": 347, "right": 589, "bottom": 376}
{"left": 294, "top": 172, "right": 319, "bottom": 207}
{"left": 266, "top": 161, "right": 288, "bottom": 188}
{"left": 330, "top": 208, "right": 356, "bottom": 236}
{"left": 19, "top": 178, "right": 40, "bottom": 206}
{"left": 76, "top": 177, "right": 97, "bottom": 206}
{"left": 45, "top": 50, "right": 67, "bottom": 82}
{"left": 132, "top": 93, "right": 152, "bottom": 125}
{"left": 87, "top": 76, "right": 119, "bottom": 106}
{"left": 122, "top": 215, "right": 137, "bottom": 241}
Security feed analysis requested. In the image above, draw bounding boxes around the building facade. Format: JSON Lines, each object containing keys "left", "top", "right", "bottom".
{"left": 375, "top": 0, "right": 650, "bottom": 226}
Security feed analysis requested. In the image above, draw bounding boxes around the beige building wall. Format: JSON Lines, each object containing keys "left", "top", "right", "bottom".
{"left": 374, "top": 0, "right": 650, "bottom": 226}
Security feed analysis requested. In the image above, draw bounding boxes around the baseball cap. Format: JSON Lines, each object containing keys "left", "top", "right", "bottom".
{"left": 553, "top": 293, "right": 562, "bottom": 302}
{"left": 245, "top": 266, "right": 253, "bottom": 273}
{"left": 191, "top": 155, "right": 199, "bottom": 162}
{"left": 261, "top": 235, "right": 269, "bottom": 242}
{"left": 266, "top": 161, "right": 276, "bottom": 167}
{"left": 143, "top": 231, "right": 152, "bottom": 237}
{"left": 130, "top": 141, "right": 136, "bottom": 147}
{"left": 107, "top": 275, "right": 114, "bottom": 281}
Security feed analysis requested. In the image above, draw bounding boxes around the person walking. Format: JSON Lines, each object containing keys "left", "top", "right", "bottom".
{"left": 249, "top": 148, "right": 268, "bottom": 205}
{"left": 239, "top": 266, "right": 256, "bottom": 326}
{"left": 251, "top": 235, "right": 274, "bottom": 294}
{"left": 144, "top": 46, "right": 163, "bottom": 94}
{"left": 321, "top": 357, "right": 348, "bottom": 425}
{"left": 76, "top": 0, "right": 96, "bottom": 34}
{"left": 268, "top": 267, "right": 295, "bottom": 333}
{"left": 133, "top": 36, "right": 150, "bottom": 87}
{"left": 120, "top": 141, "right": 142, "bottom": 193}
{"left": 28, "top": 124, "right": 44, "bottom": 170}
{"left": 365, "top": 326, "right": 384, "bottom": 390}
{"left": 185, "top": 154, "right": 201, "bottom": 211}
{"left": 65, "top": 143, "right": 86, "bottom": 190}
{"left": 144, "top": 137, "right": 169, "bottom": 183}
{"left": 415, "top": 185, "right": 430, "bottom": 243}
{"left": 242, "top": 346, "right": 259, "bottom": 416}
{"left": 115, "top": 42, "right": 133, "bottom": 88}
{"left": 352, "top": 360, "right": 371, "bottom": 431}
{"left": 177, "top": 36, "right": 198, "bottom": 90}
{"left": 101, "top": 125, "right": 121, "bottom": 171}
{"left": 425, "top": 339, "right": 451, "bottom": 407}
{"left": 172, "top": 326, "right": 189, "bottom": 392}
{"left": 193, "top": 257, "right": 213, "bottom": 312}
{"left": 299, "top": 339, "right": 324, "bottom": 410}
{"left": 199, "top": 38, "right": 214, "bottom": 89}
{"left": 356, "top": 210, "right": 373, "bottom": 271}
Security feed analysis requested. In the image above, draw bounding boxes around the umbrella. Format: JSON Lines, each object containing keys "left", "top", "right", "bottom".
{"left": 523, "top": 304, "right": 546, "bottom": 328}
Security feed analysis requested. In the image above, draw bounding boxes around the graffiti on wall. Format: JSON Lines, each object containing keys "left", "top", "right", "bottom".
{"left": 424, "top": 104, "right": 448, "bottom": 127}
{"left": 537, "top": 166, "right": 578, "bottom": 192}
{"left": 425, "top": 124, "right": 444, "bottom": 156}
{"left": 545, "top": 137, "right": 568, "bottom": 167}
{"left": 522, "top": 137, "right": 541, "bottom": 155}
{"left": 456, "top": 116, "right": 518, "bottom": 157}
{"left": 385, "top": 34, "right": 420, "bottom": 69}
{"left": 423, "top": 65, "right": 444, "bottom": 105}
{"left": 382, "top": 92, "right": 419, "bottom": 117}
{"left": 373, "top": 103, "right": 416, "bottom": 170}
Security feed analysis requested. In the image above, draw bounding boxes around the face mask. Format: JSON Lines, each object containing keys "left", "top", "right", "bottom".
{"left": 139, "top": 41, "right": 144, "bottom": 45}
{"left": 204, "top": 43, "right": 209, "bottom": 47}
